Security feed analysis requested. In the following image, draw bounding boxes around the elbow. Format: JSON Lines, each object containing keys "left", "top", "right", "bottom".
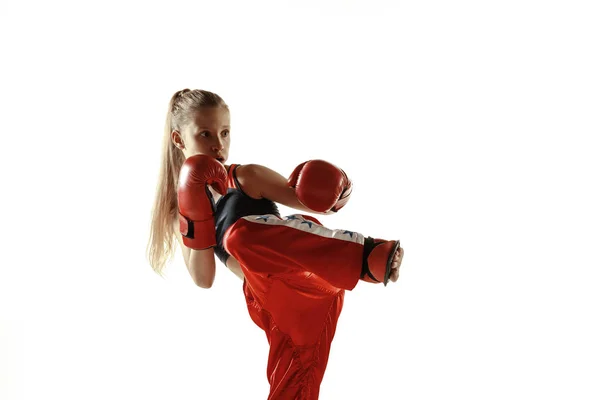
{"left": 196, "top": 281, "right": 213, "bottom": 289}
{"left": 186, "top": 248, "right": 217, "bottom": 289}
{"left": 193, "top": 274, "right": 215, "bottom": 289}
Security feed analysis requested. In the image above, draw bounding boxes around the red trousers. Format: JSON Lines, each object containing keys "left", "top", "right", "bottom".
{"left": 224, "top": 214, "right": 367, "bottom": 399}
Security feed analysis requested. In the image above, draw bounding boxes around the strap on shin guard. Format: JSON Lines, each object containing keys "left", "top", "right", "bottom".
{"left": 361, "top": 236, "right": 382, "bottom": 283}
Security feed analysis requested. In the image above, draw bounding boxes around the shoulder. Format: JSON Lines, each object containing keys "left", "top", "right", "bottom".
{"left": 234, "top": 163, "right": 291, "bottom": 200}
{"left": 235, "top": 164, "right": 278, "bottom": 184}
{"left": 232, "top": 164, "right": 264, "bottom": 199}
{"left": 235, "top": 163, "right": 257, "bottom": 178}
{"left": 238, "top": 163, "right": 298, "bottom": 201}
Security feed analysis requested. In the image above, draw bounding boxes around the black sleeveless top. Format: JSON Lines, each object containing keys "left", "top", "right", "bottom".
{"left": 213, "top": 164, "right": 280, "bottom": 265}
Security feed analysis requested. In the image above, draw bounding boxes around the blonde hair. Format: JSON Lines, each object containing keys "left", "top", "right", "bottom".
{"left": 147, "top": 89, "right": 229, "bottom": 276}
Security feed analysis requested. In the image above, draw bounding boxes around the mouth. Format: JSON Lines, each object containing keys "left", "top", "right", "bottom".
{"left": 216, "top": 156, "right": 225, "bottom": 163}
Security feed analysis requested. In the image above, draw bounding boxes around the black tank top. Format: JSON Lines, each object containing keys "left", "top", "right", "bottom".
{"left": 214, "top": 164, "right": 280, "bottom": 265}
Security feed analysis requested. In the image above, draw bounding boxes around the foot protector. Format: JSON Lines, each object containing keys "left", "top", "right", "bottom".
{"left": 361, "top": 237, "right": 400, "bottom": 286}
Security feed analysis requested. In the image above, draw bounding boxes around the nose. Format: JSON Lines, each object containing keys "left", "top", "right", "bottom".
{"left": 211, "top": 137, "right": 224, "bottom": 153}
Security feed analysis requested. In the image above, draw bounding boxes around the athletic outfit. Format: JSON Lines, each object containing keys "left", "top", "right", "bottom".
{"left": 214, "top": 164, "right": 369, "bottom": 399}
{"left": 178, "top": 157, "right": 400, "bottom": 399}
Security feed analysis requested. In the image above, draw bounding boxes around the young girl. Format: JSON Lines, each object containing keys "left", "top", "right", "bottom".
{"left": 147, "top": 89, "right": 404, "bottom": 399}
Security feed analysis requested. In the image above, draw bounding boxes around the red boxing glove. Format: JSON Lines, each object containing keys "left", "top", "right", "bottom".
{"left": 177, "top": 155, "right": 228, "bottom": 250}
{"left": 287, "top": 159, "right": 353, "bottom": 213}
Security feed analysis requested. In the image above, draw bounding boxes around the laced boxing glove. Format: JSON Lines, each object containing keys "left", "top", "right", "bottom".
{"left": 178, "top": 155, "right": 228, "bottom": 250}
{"left": 287, "top": 159, "right": 353, "bottom": 213}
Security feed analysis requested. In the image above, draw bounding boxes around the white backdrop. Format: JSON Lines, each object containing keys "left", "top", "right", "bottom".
{"left": 1, "top": 1, "right": 599, "bottom": 399}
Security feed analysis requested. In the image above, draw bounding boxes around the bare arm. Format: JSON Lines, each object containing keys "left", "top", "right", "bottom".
{"left": 237, "top": 164, "right": 334, "bottom": 215}
{"left": 173, "top": 218, "right": 216, "bottom": 288}
{"left": 173, "top": 217, "right": 245, "bottom": 284}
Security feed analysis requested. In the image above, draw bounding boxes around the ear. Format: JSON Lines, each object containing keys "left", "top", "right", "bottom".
{"left": 171, "top": 130, "right": 184, "bottom": 149}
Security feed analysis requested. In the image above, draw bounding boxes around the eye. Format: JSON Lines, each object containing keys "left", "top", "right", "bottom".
{"left": 199, "top": 131, "right": 210, "bottom": 137}
{"left": 222, "top": 130, "right": 229, "bottom": 137}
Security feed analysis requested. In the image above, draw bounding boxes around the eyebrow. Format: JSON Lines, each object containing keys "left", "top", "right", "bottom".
{"left": 197, "top": 126, "right": 230, "bottom": 130}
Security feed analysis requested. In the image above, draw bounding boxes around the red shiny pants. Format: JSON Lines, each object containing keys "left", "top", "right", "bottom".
{"left": 224, "top": 214, "right": 367, "bottom": 399}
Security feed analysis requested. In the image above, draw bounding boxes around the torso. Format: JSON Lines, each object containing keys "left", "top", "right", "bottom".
{"left": 210, "top": 164, "right": 261, "bottom": 202}
{"left": 175, "top": 164, "right": 260, "bottom": 224}
{"left": 173, "top": 163, "right": 280, "bottom": 266}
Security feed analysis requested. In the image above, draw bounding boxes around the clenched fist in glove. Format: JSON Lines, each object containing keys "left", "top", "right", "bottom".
{"left": 178, "top": 155, "right": 228, "bottom": 249}
{"left": 287, "top": 159, "right": 353, "bottom": 213}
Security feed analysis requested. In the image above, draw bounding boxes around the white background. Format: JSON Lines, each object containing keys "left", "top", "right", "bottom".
{"left": 1, "top": 0, "right": 599, "bottom": 399}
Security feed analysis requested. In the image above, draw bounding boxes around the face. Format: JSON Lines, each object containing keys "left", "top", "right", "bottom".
{"left": 172, "top": 107, "right": 231, "bottom": 164}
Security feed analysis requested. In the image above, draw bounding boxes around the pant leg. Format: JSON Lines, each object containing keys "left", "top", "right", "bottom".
{"left": 224, "top": 214, "right": 365, "bottom": 291}
{"left": 227, "top": 214, "right": 364, "bottom": 398}
{"left": 242, "top": 271, "right": 345, "bottom": 400}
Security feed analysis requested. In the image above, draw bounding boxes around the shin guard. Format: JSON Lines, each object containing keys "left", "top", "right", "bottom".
{"left": 361, "top": 237, "right": 400, "bottom": 286}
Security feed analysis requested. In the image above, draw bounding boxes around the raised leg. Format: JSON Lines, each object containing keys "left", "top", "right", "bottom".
{"left": 224, "top": 214, "right": 400, "bottom": 290}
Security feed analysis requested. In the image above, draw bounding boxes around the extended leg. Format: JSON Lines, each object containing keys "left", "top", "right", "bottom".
{"left": 224, "top": 214, "right": 399, "bottom": 290}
